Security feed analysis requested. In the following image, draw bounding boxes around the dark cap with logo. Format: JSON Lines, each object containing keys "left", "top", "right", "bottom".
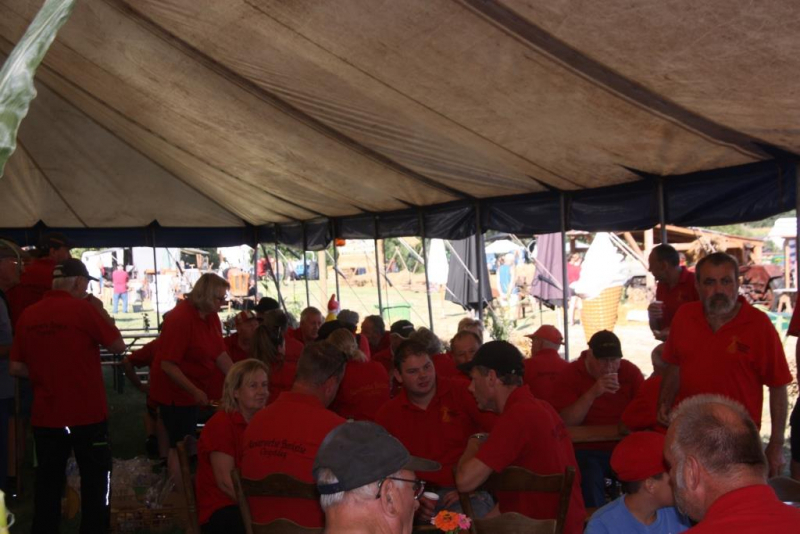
{"left": 314, "top": 421, "right": 440, "bottom": 494}
{"left": 588, "top": 330, "right": 623, "bottom": 359}
{"left": 254, "top": 297, "right": 280, "bottom": 313}
{"left": 53, "top": 258, "right": 97, "bottom": 281}
{"left": 390, "top": 320, "right": 415, "bottom": 338}
{"left": 458, "top": 340, "right": 525, "bottom": 377}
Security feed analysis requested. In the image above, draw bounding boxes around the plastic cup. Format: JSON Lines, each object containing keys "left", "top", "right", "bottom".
{"left": 421, "top": 491, "right": 440, "bottom": 502}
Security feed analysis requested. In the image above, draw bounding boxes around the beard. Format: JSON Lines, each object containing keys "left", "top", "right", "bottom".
{"left": 703, "top": 293, "right": 736, "bottom": 316}
{"left": 673, "top": 465, "right": 703, "bottom": 521}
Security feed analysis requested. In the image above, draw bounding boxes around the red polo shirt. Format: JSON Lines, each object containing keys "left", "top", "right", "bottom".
{"left": 330, "top": 360, "right": 389, "bottom": 421}
{"left": 433, "top": 353, "right": 467, "bottom": 382}
{"left": 685, "top": 484, "right": 800, "bottom": 533}
{"left": 205, "top": 334, "right": 249, "bottom": 401}
{"left": 372, "top": 347, "right": 394, "bottom": 373}
{"left": 284, "top": 334, "right": 304, "bottom": 363}
{"left": 524, "top": 348, "right": 569, "bottom": 406}
{"left": 7, "top": 257, "right": 56, "bottom": 328}
{"left": 266, "top": 360, "right": 297, "bottom": 405}
{"left": 663, "top": 298, "right": 791, "bottom": 428}
{"left": 475, "top": 386, "right": 586, "bottom": 534}
{"left": 370, "top": 332, "right": 391, "bottom": 356}
{"left": 241, "top": 391, "right": 345, "bottom": 526}
{"left": 551, "top": 352, "right": 643, "bottom": 450}
{"left": 621, "top": 374, "right": 666, "bottom": 433}
{"left": 655, "top": 266, "right": 699, "bottom": 329}
{"left": 11, "top": 290, "right": 121, "bottom": 427}
{"left": 196, "top": 410, "right": 248, "bottom": 525}
{"left": 375, "top": 377, "right": 496, "bottom": 488}
{"left": 149, "top": 300, "right": 227, "bottom": 406}
{"left": 128, "top": 339, "right": 158, "bottom": 367}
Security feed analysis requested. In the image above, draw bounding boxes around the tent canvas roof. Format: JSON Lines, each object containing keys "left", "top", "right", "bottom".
{"left": 1, "top": 0, "right": 798, "bottom": 247}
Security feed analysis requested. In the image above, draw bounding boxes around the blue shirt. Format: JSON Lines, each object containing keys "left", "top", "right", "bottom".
{"left": 586, "top": 495, "right": 691, "bottom": 534}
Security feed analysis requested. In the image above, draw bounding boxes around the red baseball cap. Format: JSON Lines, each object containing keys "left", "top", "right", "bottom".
{"left": 610, "top": 432, "right": 668, "bottom": 482}
{"left": 525, "top": 325, "right": 563, "bottom": 345}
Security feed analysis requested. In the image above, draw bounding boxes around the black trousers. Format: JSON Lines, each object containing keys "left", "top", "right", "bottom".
{"left": 32, "top": 421, "right": 112, "bottom": 534}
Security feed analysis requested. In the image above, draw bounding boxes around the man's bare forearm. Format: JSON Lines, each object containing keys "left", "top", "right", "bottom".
{"left": 769, "top": 385, "right": 788, "bottom": 445}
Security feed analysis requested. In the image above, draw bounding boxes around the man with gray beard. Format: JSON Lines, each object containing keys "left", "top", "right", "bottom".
{"left": 657, "top": 252, "right": 791, "bottom": 477}
{"left": 665, "top": 395, "right": 800, "bottom": 532}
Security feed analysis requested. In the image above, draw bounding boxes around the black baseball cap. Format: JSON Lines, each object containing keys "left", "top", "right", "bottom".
{"left": 588, "top": 330, "right": 623, "bottom": 359}
{"left": 458, "top": 340, "right": 525, "bottom": 377}
{"left": 390, "top": 320, "right": 414, "bottom": 338}
{"left": 254, "top": 297, "right": 280, "bottom": 313}
{"left": 37, "top": 232, "right": 74, "bottom": 251}
{"left": 317, "top": 320, "right": 355, "bottom": 340}
{"left": 53, "top": 258, "right": 97, "bottom": 281}
{"left": 314, "top": 421, "right": 440, "bottom": 494}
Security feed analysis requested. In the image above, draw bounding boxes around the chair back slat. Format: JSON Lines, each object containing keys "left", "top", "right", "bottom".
{"left": 176, "top": 440, "right": 200, "bottom": 534}
{"left": 253, "top": 518, "right": 323, "bottom": 534}
{"left": 473, "top": 513, "right": 556, "bottom": 534}
{"left": 232, "top": 469, "right": 322, "bottom": 534}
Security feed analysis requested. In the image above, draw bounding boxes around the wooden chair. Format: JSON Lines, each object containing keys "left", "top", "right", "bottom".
{"left": 176, "top": 440, "right": 200, "bottom": 534}
{"left": 769, "top": 476, "right": 800, "bottom": 502}
{"left": 458, "top": 466, "right": 576, "bottom": 534}
{"left": 231, "top": 469, "right": 322, "bottom": 534}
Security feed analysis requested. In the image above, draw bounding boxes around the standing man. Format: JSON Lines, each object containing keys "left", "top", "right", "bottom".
{"left": 551, "top": 330, "right": 644, "bottom": 507}
{"left": 523, "top": 325, "right": 568, "bottom": 405}
{"left": 456, "top": 341, "right": 586, "bottom": 534}
{"left": 241, "top": 341, "right": 347, "bottom": 528}
{"left": 647, "top": 244, "right": 698, "bottom": 341}
{"left": 787, "top": 302, "right": 800, "bottom": 480}
{"left": 112, "top": 264, "right": 130, "bottom": 314}
{"left": 10, "top": 258, "right": 125, "bottom": 534}
{"left": 657, "top": 252, "right": 792, "bottom": 477}
{"left": 665, "top": 395, "right": 800, "bottom": 532}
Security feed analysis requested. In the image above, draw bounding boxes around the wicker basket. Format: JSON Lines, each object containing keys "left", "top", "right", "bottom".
{"left": 581, "top": 285, "right": 624, "bottom": 340}
{"left": 110, "top": 492, "right": 187, "bottom": 533}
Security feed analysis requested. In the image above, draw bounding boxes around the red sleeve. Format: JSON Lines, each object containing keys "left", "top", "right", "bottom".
{"left": 210, "top": 314, "right": 227, "bottom": 356}
{"left": 788, "top": 304, "right": 800, "bottom": 337}
{"left": 128, "top": 339, "right": 158, "bottom": 367}
{"left": 199, "top": 412, "right": 237, "bottom": 457}
{"left": 755, "top": 315, "right": 793, "bottom": 387}
{"left": 157, "top": 311, "right": 190, "bottom": 365}
{"left": 549, "top": 366, "right": 580, "bottom": 411}
{"left": 83, "top": 302, "right": 122, "bottom": 348}
{"left": 476, "top": 410, "right": 530, "bottom": 472}
{"left": 662, "top": 315, "right": 682, "bottom": 366}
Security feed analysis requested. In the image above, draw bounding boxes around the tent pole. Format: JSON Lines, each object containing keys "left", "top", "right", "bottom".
{"left": 419, "top": 211, "right": 434, "bottom": 331}
{"left": 658, "top": 177, "right": 668, "bottom": 244}
{"left": 560, "top": 193, "right": 570, "bottom": 361}
{"left": 374, "top": 216, "right": 384, "bottom": 316}
{"left": 331, "top": 220, "right": 341, "bottom": 303}
{"left": 303, "top": 224, "right": 310, "bottom": 308}
{"left": 475, "top": 203, "right": 485, "bottom": 322}
{"left": 151, "top": 230, "right": 161, "bottom": 330}
{"left": 272, "top": 226, "right": 287, "bottom": 313}
{"left": 252, "top": 232, "right": 259, "bottom": 303}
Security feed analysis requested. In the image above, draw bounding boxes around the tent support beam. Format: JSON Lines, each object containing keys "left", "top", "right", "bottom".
{"left": 150, "top": 230, "right": 161, "bottom": 330}
{"left": 560, "top": 193, "right": 570, "bottom": 361}
{"left": 475, "top": 203, "right": 485, "bottom": 322}
{"left": 331, "top": 220, "right": 341, "bottom": 303}
{"left": 374, "top": 216, "right": 384, "bottom": 316}
{"left": 419, "top": 212, "right": 434, "bottom": 332}
{"left": 658, "top": 178, "right": 668, "bottom": 244}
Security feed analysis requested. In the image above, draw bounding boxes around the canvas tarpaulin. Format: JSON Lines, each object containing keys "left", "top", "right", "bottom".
{"left": 0, "top": 1, "right": 798, "bottom": 246}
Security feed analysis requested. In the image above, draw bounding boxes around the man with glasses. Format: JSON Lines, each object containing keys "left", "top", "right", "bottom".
{"left": 314, "top": 421, "right": 440, "bottom": 534}
{"left": 241, "top": 341, "right": 347, "bottom": 528}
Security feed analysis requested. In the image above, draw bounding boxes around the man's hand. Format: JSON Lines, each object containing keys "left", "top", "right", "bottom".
{"left": 193, "top": 388, "right": 209, "bottom": 407}
{"left": 416, "top": 495, "right": 437, "bottom": 522}
{"left": 592, "top": 374, "right": 620, "bottom": 397}
{"left": 765, "top": 440, "right": 785, "bottom": 477}
{"left": 647, "top": 302, "right": 664, "bottom": 319}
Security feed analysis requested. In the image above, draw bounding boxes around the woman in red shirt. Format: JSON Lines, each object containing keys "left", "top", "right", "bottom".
{"left": 149, "top": 273, "right": 234, "bottom": 487}
{"left": 196, "top": 359, "right": 268, "bottom": 534}
{"left": 251, "top": 310, "right": 296, "bottom": 404}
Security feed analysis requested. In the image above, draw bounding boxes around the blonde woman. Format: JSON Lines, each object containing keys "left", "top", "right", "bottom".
{"left": 327, "top": 328, "right": 389, "bottom": 421}
{"left": 196, "top": 359, "right": 268, "bottom": 534}
{"left": 149, "top": 273, "right": 234, "bottom": 487}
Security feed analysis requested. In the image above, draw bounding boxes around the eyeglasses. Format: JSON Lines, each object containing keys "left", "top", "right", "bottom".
{"left": 375, "top": 476, "right": 425, "bottom": 500}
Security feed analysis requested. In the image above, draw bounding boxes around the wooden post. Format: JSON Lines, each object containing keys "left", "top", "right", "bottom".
{"left": 560, "top": 193, "right": 570, "bottom": 361}
{"left": 318, "top": 250, "right": 328, "bottom": 310}
{"left": 644, "top": 229, "right": 655, "bottom": 294}
{"left": 374, "top": 217, "right": 383, "bottom": 316}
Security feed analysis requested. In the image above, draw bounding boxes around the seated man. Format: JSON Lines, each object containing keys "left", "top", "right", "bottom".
{"left": 361, "top": 314, "right": 391, "bottom": 355}
{"left": 449, "top": 330, "right": 482, "bottom": 367}
{"left": 313, "top": 421, "right": 440, "bottom": 534}
{"left": 375, "top": 340, "right": 496, "bottom": 522}
{"left": 456, "top": 341, "right": 586, "bottom": 534}
{"left": 371, "top": 319, "right": 414, "bottom": 372}
{"left": 410, "top": 327, "right": 461, "bottom": 380}
{"left": 665, "top": 394, "right": 800, "bottom": 532}
{"left": 241, "top": 341, "right": 347, "bottom": 527}
{"left": 287, "top": 306, "right": 323, "bottom": 347}
{"left": 523, "top": 324, "right": 567, "bottom": 405}
{"left": 551, "top": 330, "right": 644, "bottom": 508}
{"left": 586, "top": 432, "right": 690, "bottom": 534}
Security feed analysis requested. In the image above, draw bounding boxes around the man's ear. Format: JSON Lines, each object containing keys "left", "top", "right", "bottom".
{"left": 685, "top": 455, "right": 701, "bottom": 491}
{"left": 378, "top": 479, "right": 400, "bottom": 518}
{"left": 393, "top": 368, "right": 402, "bottom": 384}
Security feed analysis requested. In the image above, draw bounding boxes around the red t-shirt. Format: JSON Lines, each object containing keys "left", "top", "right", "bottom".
{"left": 7, "top": 257, "right": 56, "bottom": 328}
{"left": 375, "top": 377, "right": 496, "bottom": 488}
{"left": 655, "top": 266, "right": 699, "bottom": 329}
{"left": 523, "top": 348, "right": 569, "bottom": 406}
{"left": 196, "top": 410, "right": 248, "bottom": 525}
{"left": 475, "top": 386, "right": 586, "bottom": 534}
{"left": 330, "top": 360, "right": 389, "bottom": 421}
{"left": 686, "top": 484, "right": 800, "bottom": 533}
{"left": 112, "top": 269, "right": 129, "bottom": 294}
{"left": 621, "top": 374, "right": 666, "bottom": 434}
{"left": 284, "top": 334, "right": 304, "bottom": 363}
{"left": 149, "top": 300, "right": 227, "bottom": 406}
{"left": 551, "top": 352, "right": 643, "bottom": 450}
{"left": 205, "top": 334, "right": 249, "bottom": 401}
{"left": 241, "top": 392, "right": 345, "bottom": 526}
{"left": 663, "top": 298, "right": 792, "bottom": 428}
{"left": 11, "top": 290, "right": 121, "bottom": 427}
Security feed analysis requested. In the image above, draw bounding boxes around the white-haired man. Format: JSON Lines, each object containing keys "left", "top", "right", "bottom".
{"left": 314, "top": 421, "right": 440, "bottom": 534}
{"left": 665, "top": 394, "right": 800, "bottom": 532}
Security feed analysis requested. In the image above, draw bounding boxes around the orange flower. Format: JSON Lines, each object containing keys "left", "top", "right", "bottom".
{"left": 432, "top": 510, "right": 459, "bottom": 532}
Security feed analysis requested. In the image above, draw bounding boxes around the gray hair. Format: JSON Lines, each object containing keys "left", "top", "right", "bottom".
{"left": 669, "top": 394, "right": 767, "bottom": 479}
{"left": 317, "top": 468, "right": 403, "bottom": 511}
{"left": 52, "top": 276, "right": 80, "bottom": 291}
{"left": 338, "top": 309, "right": 359, "bottom": 327}
{"left": 409, "top": 327, "right": 443, "bottom": 356}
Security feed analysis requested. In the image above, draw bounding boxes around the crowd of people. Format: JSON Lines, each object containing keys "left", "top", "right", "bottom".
{"left": 1, "top": 234, "right": 800, "bottom": 533}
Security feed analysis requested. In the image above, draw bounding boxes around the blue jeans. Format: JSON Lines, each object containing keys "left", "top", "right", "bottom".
{"left": 576, "top": 449, "right": 614, "bottom": 507}
{"left": 112, "top": 292, "right": 128, "bottom": 313}
{"left": 433, "top": 487, "right": 495, "bottom": 518}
